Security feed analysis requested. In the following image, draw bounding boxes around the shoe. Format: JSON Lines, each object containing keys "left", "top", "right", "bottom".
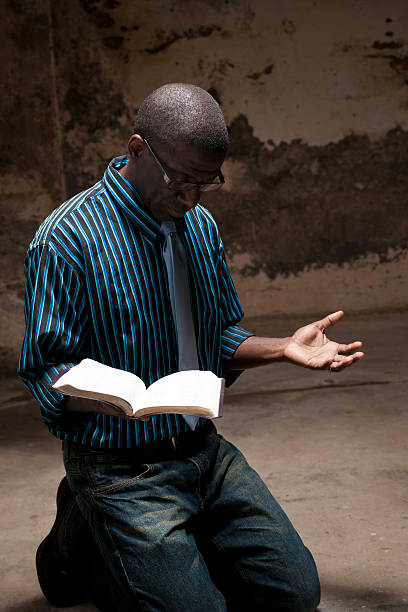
{"left": 36, "top": 476, "right": 88, "bottom": 607}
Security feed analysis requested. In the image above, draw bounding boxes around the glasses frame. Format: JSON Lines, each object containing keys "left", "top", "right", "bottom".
{"left": 143, "top": 138, "right": 225, "bottom": 192}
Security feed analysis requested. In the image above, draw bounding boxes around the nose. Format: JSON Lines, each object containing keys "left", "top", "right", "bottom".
{"left": 176, "top": 186, "right": 200, "bottom": 211}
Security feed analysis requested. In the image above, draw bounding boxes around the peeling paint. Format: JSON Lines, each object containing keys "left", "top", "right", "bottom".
{"left": 207, "top": 87, "right": 222, "bottom": 104}
{"left": 372, "top": 40, "right": 403, "bottom": 50}
{"left": 103, "top": 35, "right": 125, "bottom": 49}
{"left": 208, "top": 115, "right": 408, "bottom": 279}
{"left": 144, "top": 25, "right": 224, "bottom": 54}
{"left": 367, "top": 51, "right": 408, "bottom": 84}
{"left": 50, "top": 2, "right": 131, "bottom": 195}
{"left": 79, "top": 0, "right": 115, "bottom": 28}
{"left": 281, "top": 18, "right": 296, "bottom": 35}
{"left": 246, "top": 64, "right": 274, "bottom": 81}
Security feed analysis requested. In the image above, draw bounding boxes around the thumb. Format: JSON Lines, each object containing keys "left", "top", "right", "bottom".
{"left": 315, "top": 310, "right": 344, "bottom": 331}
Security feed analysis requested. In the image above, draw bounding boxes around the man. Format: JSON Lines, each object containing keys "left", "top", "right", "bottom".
{"left": 19, "top": 83, "right": 363, "bottom": 611}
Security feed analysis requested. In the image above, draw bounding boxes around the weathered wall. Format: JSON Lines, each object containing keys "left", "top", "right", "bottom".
{"left": 1, "top": 0, "right": 407, "bottom": 370}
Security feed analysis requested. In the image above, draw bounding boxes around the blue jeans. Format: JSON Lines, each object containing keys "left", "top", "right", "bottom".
{"left": 63, "top": 421, "right": 320, "bottom": 611}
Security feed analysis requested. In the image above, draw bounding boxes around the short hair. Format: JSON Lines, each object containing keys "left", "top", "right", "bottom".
{"left": 133, "top": 83, "right": 229, "bottom": 154}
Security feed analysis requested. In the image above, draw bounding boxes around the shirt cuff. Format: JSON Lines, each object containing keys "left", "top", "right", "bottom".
{"left": 30, "top": 362, "right": 76, "bottom": 423}
{"left": 221, "top": 325, "right": 254, "bottom": 387}
{"left": 41, "top": 362, "right": 76, "bottom": 387}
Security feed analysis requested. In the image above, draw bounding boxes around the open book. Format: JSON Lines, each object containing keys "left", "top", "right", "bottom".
{"left": 53, "top": 359, "right": 225, "bottom": 419}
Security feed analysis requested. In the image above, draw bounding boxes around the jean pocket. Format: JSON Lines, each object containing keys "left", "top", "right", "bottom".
{"left": 84, "top": 459, "right": 154, "bottom": 497}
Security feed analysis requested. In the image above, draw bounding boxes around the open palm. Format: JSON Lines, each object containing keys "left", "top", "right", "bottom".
{"left": 284, "top": 311, "right": 364, "bottom": 371}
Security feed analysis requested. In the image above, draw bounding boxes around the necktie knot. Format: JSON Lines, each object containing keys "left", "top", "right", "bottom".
{"left": 161, "top": 221, "right": 184, "bottom": 260}
{"left": 160, "top": 220, "right": 176, "bottom": 237}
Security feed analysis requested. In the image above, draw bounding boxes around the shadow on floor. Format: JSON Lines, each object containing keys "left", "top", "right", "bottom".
{"left": 320, "top": 580, "right": 408, "bottom": 610}
{"left": 4, "top": 598, "right": 97, "bottom": 612}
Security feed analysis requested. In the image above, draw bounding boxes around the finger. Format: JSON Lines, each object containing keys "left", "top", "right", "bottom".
{"left": 337, "top": 341, "right": 363, "bottom": 354}
{"left": 330, "top": 351, "right": 364, "bottom": 370}
{"left": 332, "top": 351, "right": 364, "bottom": 363}
{"left": 333, "top": 351, "right": 365, "bottom": 362}
{"left": 315, "top": 310, "right": 344, "bottom": 331}
{"left": 329, "top": 357, "right": 352, "bottom": 371}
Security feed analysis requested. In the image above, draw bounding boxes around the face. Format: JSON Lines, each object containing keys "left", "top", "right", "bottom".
{"left": 122, "top": 135, "right": 225, "bottom": 221}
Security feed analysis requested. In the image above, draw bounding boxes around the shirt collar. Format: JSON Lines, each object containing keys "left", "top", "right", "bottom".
{"left": 102, "top": 155, "right": 162, "bottom": 245}
{"left": 103, "top": 155, "right": 190, "bottom": 246}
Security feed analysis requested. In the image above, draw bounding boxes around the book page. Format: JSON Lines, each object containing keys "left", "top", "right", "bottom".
{"left": 135, "top": 404, "right": 219, "bottom": 419}
{"left": 142, "top": 370, "right": 222, "bottom": 417}
{"left": 54, "top": 359, "right": 147, "bottom": 414}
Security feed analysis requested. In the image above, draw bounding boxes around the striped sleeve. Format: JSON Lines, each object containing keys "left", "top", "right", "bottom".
{"left": 18, "top": 244, "right": 89, "bottom": 427}
{"left": 218, "top": 240, "right": 254, "bottom": 386}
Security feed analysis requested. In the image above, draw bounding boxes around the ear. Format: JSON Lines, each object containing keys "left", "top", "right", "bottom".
{"left": 128, "top": 134, "right": 146, "bottom": 160}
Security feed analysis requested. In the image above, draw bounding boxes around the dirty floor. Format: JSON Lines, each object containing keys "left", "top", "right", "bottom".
{"left": 1, "top": 312, "right": 407, "bottom": 611}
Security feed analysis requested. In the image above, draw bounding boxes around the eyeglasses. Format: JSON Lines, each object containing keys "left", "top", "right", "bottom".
{"left": 143, "top": 138, "right": 225, "bottom": 192}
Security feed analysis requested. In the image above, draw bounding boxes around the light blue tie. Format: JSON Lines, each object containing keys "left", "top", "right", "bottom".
{"left": 161, "top": 221, "right": 200, "bottom": 430}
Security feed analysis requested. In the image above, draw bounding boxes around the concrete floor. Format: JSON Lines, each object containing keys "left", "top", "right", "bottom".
{"left": 1, "top": 312, "right": 407, "bottom": 612}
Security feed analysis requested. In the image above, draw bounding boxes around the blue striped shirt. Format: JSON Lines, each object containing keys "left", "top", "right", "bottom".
{"left": 18, "top": 156, "right": 253, "bottom": 448}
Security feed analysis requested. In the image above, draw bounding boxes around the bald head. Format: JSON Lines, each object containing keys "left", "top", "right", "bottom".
{"left": 133, "top": 83, "right": 229, "bottom": 155}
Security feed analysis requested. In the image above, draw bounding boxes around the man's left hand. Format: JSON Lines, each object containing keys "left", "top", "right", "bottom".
{"left": 284, "top": 310, "right": 364, "bottom": 371}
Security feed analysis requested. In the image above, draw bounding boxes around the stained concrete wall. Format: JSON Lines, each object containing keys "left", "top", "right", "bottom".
{"left": 1, "top": 0, "right": 407, "bottom": 371}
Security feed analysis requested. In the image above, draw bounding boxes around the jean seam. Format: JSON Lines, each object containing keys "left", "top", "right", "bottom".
{"left": 187, "top": 457, "right": 204, "bottom": 510}
{"left": 89, "top": 464, "right": 152, "bottom": 498}
{"left": 93, "top": 506, "right": 135, "bottom": 610}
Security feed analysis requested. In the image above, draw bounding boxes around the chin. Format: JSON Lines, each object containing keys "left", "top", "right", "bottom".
{"left": 149, "top": 207, "right": 171, "bottom": 221}
{"left": 151, "top": 198, "right": 186, "bottom": 221}
{"left": 166, "top": 206, "right": 187, "bottom": 219}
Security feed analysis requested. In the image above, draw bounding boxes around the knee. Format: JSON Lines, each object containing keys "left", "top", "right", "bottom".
{"left": 247, "top": 552, "right": 321, "bottom": 611}
{"left": 290, "top": 552, "right": 321, "bottom": 612}
{"left": 293, "top": 580, "right": 320, "bottom": 612}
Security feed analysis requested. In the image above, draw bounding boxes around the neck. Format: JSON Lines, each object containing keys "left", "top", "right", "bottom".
{"left": 119, "top": 162, "right": 158, "bottom": 221}
{"left": 118, "top": 162, "right": 134, "bottom": 185}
